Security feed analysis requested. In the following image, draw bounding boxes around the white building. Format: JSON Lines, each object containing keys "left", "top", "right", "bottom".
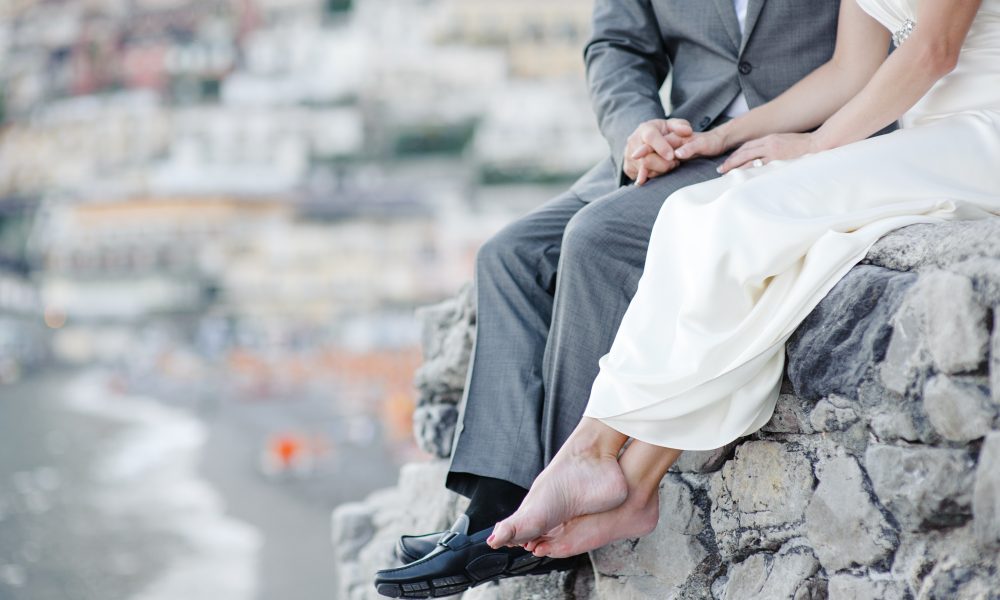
{"left": 150, "top": 104, "right": 363, "bottom": 196}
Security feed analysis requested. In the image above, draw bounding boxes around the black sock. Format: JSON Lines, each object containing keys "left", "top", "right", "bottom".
{"left": 464, "top": 476, "right": 528, "bottom": 533}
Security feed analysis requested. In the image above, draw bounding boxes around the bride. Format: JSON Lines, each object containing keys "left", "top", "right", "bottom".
{"left": 487, "top": 0, "right": 1000, "bottom": 557}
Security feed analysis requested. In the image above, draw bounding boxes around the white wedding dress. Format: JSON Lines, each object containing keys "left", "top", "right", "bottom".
{"left": 583, "top": 0, "right": 1000, "bottom": 450}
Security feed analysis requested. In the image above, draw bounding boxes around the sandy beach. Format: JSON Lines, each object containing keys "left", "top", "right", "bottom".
{"left": 0, "top": 368, "right": 401, "bottom": 600}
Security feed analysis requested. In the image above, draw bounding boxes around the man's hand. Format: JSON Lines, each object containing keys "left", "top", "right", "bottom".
{"left": 623, "top": 118, "right": 694, "bottom": 186}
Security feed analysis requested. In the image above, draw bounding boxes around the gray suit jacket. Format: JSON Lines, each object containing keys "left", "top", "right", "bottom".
{"left": 585, "top": 0, "right": 842, "bottom": 185}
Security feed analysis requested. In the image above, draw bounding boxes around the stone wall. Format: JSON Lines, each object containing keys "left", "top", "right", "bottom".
{"left": 333, "top": 220, "right": 1000, "bottom": 600}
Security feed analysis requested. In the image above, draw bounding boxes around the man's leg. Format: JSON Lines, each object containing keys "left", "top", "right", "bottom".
{"left": 540, "top": 157, "right": 725, "bottom": 461}
{"left": 445, "top": 157, "right": 616, "bottom": 500}
{"left": 445, "top": 191, "right": 586, "bottom": 500}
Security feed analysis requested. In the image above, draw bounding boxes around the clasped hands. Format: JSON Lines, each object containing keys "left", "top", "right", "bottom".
{"left": 624, "top": 118, "right": 819, "bottom": 185}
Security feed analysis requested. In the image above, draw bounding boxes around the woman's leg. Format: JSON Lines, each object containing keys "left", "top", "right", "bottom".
{"left": 487, "top": 417, "right": 630, "bottom": 548}
{"left": 525, "top": 440, "right": 682, "bottom": 558}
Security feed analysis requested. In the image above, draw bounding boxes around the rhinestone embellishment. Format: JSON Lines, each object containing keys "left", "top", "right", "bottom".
{"left": 893, "top": 19, "right": 915, "bottom": 46}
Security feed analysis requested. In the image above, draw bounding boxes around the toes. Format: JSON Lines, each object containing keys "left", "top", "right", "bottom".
{"left": 488, "top": 521, "right": 512, "bottom": 548}
{"left": 545, "top": 541, "right": 572, "bottom": 559}
{"left": 495, "top": 515, "right": 545, "bottom": 547}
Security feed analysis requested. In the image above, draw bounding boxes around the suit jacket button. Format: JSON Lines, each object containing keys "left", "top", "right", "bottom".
{"left": 699, "top": 116, "right": 711, "bottom": 129}
{"left": 738, "top": 61, "right": 753, "bottom": 75}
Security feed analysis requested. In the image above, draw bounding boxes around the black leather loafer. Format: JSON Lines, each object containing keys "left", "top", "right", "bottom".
{"left": 375, "top": 516, "right": 582, "bottom": 598}
{"left": 396, "top": 530, "right": 444, "bottom": 564}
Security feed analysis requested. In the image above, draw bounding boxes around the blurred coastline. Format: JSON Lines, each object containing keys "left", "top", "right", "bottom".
{"left": 0, "top": 0, "right": 602, "bottom": 597}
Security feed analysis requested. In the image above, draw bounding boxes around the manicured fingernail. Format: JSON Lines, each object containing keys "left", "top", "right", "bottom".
{"left": 716, "top": 166, "right": 723, "bottom": 173}
{"left": 676, "top": 149, "right": 686, "bottom": 158}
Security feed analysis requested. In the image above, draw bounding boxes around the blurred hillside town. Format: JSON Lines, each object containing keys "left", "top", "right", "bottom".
{"left": 0, "top": 0, "right": 604, "bottom": 441}
{"left": 0, "top": 1, "right": 604, "bottom": 596}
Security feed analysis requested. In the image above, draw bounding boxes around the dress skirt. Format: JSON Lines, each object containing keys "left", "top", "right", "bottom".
{"left": 583, "top": 110, "right": 1000, "bottom": 450}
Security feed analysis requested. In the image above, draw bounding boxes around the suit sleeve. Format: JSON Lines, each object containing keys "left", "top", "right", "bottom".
{"left": 584, "top": 0, "right": 670, "bottom": 185}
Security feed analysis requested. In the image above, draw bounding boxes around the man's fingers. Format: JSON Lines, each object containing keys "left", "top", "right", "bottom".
{"left": 630, "top": 143, "right": 653, "bottom": 160}
{"left": 639, "top": 153, "right": 671, "bottom": 174}
{"left": 665, "top": 118, "right": 693, "bottom": 137}
{"left": 624, "top": 160, "right": 638, "bottom": 181}
{"left": 640, "top": 129, "right": 675, "bottom": 162}
{"left": 664, "top": 132, "right": 688, "bottom": 148}
{"left": 636, "top": 163, "right": 648, "bottom": 186}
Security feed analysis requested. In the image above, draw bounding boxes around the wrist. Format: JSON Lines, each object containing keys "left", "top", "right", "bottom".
{"left": 715, "top": 120, "right": 745, "bottom": 152}
{"left": 810, "top": 127, "right": 839, "bottom": 152}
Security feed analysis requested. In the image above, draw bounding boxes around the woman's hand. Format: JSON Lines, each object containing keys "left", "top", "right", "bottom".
{"left": 717, "top": 132, "right": 821, "bottom": 174}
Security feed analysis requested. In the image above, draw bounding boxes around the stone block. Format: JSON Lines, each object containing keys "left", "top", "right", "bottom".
{"left": 633, "top": 477, "right": 707, "bottom": 582}
{"left": 868, "top": 407, "right": 921, "bottom": 443}
{"left": 592, "top": 475, "right": 706, "bottom": 585}
{"left": 709, "top": 442, "right": 814, "bottom": 559}
{"left": 919, "top": 271, "right": 988, "bottom": 373}
{"left": 922, "top": 374, "right": 993, "bottom": 442}
{"left": 808, "top": 394, "right": 859, "bottom": 432}
{"left": 864, "top": 219, "right": 1000, "bottom": 272}
{"left": 412, "top": 404, "right": 459, "bottom": 459}
{"left": 787, "top": 265, "right": 913, "bottom": 400}
{"left": 991, "top": 308, "right": 1000, "bottom": 406}
{"left": 973, "top": 432, "right": 1000, "bottom": 549}
{"left": 761, "top": 393, "right": 814, "bottom": 434}
{"left": 719, "top": 546, "right": 820, "bottom": 600}
{"left": 864, "top": 444, "right": 974, "bottom": 530}
{"left": 463, "top": 569, "right": 585, "bottom": 600}
{"left": 670, "top": 442, "right": 736, "bottom": 474}
{"left": 389, "top": 461, "right": 465, "bottom": 534}
{"left": 880, "top": 292, "right": 930, "bottom": 396}
{"left": 413, "top": 286, "right": 475, "bottom": 397}
{"left": 593, "top": 573, "right": 675, "bottom": 600}
{"left": 804, "top": 455, "right": 897, "bottom": 571}
{"left": 891, "top": 523, "right": 1000, "bottom": 597}
{"left": 331, "top": 501, "right": 377, "bottom": 562}
{"left": 827, "top": 575, "right": 907, "bottom": 600}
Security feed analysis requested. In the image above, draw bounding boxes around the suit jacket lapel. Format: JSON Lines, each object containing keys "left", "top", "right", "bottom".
{"left": 711, "top": 0, "right": 742, "bottom": 50}
{"left": 740, "top": 0, "right": 767, "bottom": 54}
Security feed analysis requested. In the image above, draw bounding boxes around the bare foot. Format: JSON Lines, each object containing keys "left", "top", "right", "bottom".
{"left": 526, "top": 487, "right": 660, "bottom": 558}
{"left": 487, "top": 451, "right": 627, "bottom": 549}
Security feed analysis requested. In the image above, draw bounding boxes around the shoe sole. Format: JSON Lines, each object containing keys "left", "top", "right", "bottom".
{"left": 376, "top": 552, "right": 568, "bottom": 598}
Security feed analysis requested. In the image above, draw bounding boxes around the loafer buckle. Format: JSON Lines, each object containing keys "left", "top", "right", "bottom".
{"left": 437, "top": 531, "right": 460, "bottom": 548}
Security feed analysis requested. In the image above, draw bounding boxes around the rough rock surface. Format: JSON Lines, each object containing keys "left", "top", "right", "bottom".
{"left": 333, "top": 220, "right": 1000, "bottom": 598}
{"left": 411, "top": 284, "right": 476, "bottom": 458}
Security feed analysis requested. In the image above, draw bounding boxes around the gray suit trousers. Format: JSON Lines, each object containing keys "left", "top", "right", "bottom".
{"left": 447, "top": 154, "right": 725, "bottom": 496}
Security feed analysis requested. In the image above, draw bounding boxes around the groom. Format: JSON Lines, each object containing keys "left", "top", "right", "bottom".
{"left": 376, "top": 0, "right": 843, "bottom": 596}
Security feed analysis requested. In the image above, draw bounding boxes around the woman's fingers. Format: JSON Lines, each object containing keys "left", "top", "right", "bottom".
{"left": 730, "top": 157, "right": 766, "bottom": 171}
{"left": 719, "top": 140, "right": 764, "bottom": 173}
{"left": 675, "top": 136, "right": 708, "bottom": 160}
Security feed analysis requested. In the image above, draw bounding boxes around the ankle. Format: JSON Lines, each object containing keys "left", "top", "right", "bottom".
{"left": 625, "top": 481, "right": 660, "bottom": 511}
{"left": 564, "top": 418, "right": 626, "bottom": 460}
